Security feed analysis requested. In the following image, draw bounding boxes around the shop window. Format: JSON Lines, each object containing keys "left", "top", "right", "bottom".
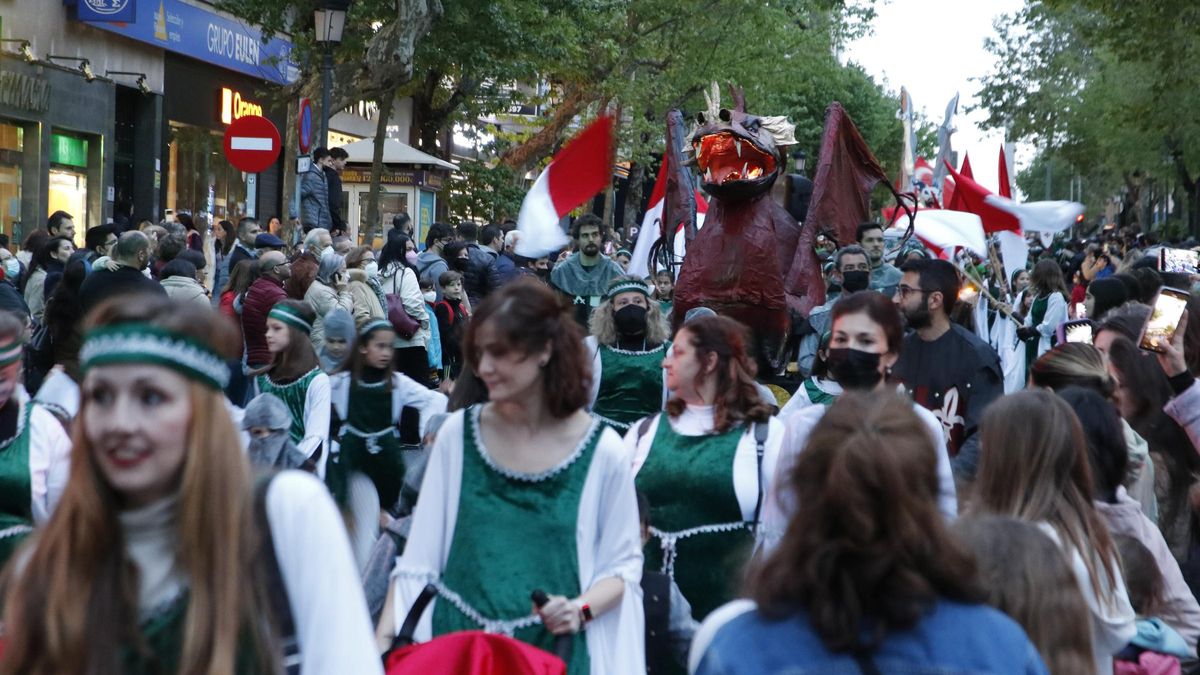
{"left": 48, "top": 133, "right": 89, "bottom": 245}
{"left": 359, "top": 191, "right": 407, "bottom": 246}
{"left": 0, "top": 123, "right": 22, "bottom": 243}
{"left": 167, "top": 122, "right": 248, "bottom": 224}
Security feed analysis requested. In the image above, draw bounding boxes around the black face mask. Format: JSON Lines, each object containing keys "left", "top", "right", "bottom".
{"left": 841, "top": 270, "right": 870, "bottom": 293}
{"left": 825, "top": 347, "right": 883, "bottom": 390}
{"left": 613, "top": 304, "right": 648, "bottom": 336}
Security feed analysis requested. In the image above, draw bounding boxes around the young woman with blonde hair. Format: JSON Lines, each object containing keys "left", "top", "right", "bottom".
{"left": 0, "top": 297, "right": 380, "bottom": 674}
{"left": 585, "top": 275, "right": 671, "bottom": 433}
{"left": 972, "top": 389, "right": 1135, "bottom": 674}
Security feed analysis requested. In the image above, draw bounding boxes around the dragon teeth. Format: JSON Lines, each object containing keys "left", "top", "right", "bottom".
{"left": 705, "top": 168, "right": 713, "bottom": 182}
{"left": 736, "top": 139, "right": 742, "bottom": 157}
{"left": 742, "top": 162, "right": 749, "bottom": 176}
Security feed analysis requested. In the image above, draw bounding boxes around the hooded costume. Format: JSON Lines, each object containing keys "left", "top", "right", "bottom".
{"left": 319, "top": 308, "right": 355, "bottom": 373}
{"left": 243, "top": 393, "right": 310, "bottom": 470}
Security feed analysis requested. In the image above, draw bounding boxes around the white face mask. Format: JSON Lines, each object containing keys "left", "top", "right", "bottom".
{"left": 2, "top": 259, "right": 18, "bottom": 281}
{"left": 319, "top": 247, "right": 336, "bottom": 261}
{"left": 365, "top": 261, "right": 379, "bottom": 278}
{"left": 423, "top": 291, "right": 437, "bottom": 303}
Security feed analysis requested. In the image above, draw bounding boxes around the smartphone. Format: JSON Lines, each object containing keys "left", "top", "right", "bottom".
{"left": 1056, "top": 319, "right": 1093, "bottom": 345}
{"left": 1139, "top": 287, "right": 1190, "bottom": 353}
{"left": 1159, "top": 247, "right": 1200, "bottom": 275}
{"left": 1073, "top": 302, "right": 1087, "bottom": 319}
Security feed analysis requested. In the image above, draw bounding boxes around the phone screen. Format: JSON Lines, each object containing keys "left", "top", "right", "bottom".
{"left": 1140, "top": 289, "right": 1189, "bottom": 353}
{"left": 1064, "top": 322, "right": 1093, "bottom": 345}
{"left": 1160, "top": 247, "right": 1200, "bottom": 275}
{"left": 1073, "top": 302, "right": 1087, "bottom": 319}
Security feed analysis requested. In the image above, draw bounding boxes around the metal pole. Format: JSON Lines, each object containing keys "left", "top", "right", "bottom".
{"left": 320, "top": 45, "right": 332, "bottom": 149}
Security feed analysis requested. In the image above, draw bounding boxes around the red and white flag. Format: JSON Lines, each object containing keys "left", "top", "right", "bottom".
{"left": 945, "top": 162, "right": 1082, "bottom": 235}
{"left": 515, "top": 116, "right": 614, "bottom": 258}
{"left": 627, "top": 151, "right": 708, "bottom": 278}
{"left": 890, "top": 209, "right": 986, "bottom": 261}
{"left": 997, "top": 145, "right": 1014, "bottom": 199}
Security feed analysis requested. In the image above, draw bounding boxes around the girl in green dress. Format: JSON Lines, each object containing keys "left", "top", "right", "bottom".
{"left": 586, "top": 276, "right": 671, "bottom": 433}
{"left": 251, "top": 300, "right": 331, "bottom": 478}
{"left": 0, "top": 296, "right": 381, "bottom": 675}
{"left": 1018, "top": 259, "right": 1069, "bottom": 376}
{"left": 625, "top": 315, "right": 784, "bottom": 622}
{"left": 380, "top": 278, "right": 645, "bottom": 674}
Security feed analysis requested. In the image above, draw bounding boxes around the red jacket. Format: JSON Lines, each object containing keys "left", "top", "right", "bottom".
{"left": 241, "top": 276, "right": 287, "bottom": 367}
{"left": 219, "top": 290, "right": 244, "bottom": 358}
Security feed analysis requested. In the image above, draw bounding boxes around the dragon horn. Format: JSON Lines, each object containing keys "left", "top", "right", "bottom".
{"left": 728, "top": 83, "right": 746, "bottom": 113}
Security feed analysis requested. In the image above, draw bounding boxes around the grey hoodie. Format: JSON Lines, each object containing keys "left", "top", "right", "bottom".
{"left": 416, "top": 250, "right": 449, "bottom": 300}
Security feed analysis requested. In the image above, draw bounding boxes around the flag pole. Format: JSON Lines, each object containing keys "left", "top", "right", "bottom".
{"left": 953, "top": 260, "right": 1021, "bottom": 326}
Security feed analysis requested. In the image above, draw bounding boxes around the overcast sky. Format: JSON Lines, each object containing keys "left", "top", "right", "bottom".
{"left": 845, "top": 0, "right": 1027, "bottom": 197}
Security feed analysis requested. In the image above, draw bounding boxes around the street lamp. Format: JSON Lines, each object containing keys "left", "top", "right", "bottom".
{"left": 314, "top": 0, "right": 350, "bottom": 149}
{"left": 792, "top": 149, "right": 807, "bottom": 176}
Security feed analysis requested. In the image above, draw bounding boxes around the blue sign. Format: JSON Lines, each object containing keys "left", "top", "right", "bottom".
{"left": 77, "top": 0, "right": 136, "bottom": 23}
{"left": 74, "top": 0, "right": 298, "bottom": 85}
{"left": 299, "top": 102, "right": 313, "bottom": 152}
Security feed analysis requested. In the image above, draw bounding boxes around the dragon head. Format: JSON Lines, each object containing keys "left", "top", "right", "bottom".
{"left": 690, "top": 83, "right": 795, "bottom": 201}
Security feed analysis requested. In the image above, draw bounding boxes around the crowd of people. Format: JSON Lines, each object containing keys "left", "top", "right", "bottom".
{"left": 0, "top": 200, "right": 1197, "bottom": 675}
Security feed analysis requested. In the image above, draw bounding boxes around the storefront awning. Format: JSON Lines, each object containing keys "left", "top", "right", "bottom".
{"left": 335, "top": 138, "right": 458, "bottom": 171}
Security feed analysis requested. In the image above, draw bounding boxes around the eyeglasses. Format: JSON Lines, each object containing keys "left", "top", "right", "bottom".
{"left": 895, "top": 285, "right": 932, "bottom": 298}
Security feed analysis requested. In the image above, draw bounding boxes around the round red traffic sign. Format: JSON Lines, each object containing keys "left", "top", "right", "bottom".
{"left": 223, "top": 115, "right": 281, "bottom": 174}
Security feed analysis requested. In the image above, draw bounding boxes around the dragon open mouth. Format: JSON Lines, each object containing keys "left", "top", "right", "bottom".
{"left": 695, "top": 132, "right": 777, "bottom": 185}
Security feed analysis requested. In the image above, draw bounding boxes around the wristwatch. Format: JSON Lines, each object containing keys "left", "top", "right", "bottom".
{"left": 574, "top": 600, "right": 594, "bottom": 625}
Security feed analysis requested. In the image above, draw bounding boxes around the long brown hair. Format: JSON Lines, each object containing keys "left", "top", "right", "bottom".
{"left": 971, "top": 389, "right": 1120, "bottom": 600}
{"left": 1030, "top": 258, "right": 1068, "bottom": 297}
{"left": 953, "top": 516, "right": 1096, "bottom": 675}
{"left": 0, "top": 298, "right": 279, "bottom": 675}
{"left": 666, "top": 316, "right": 771, "bottom": 433}
{"left": 463, "top": 278, "right": 590, "bottom": 418}
{"left": 747, "top": 391, "right": 982, "bottom": 651}
{"left": 260, "top": 299, "right": 319, "bottom": 380}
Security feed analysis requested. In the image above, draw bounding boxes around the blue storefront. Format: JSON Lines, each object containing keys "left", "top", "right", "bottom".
{"left": 73, "top": 0, "right": 297, "bottom": 224}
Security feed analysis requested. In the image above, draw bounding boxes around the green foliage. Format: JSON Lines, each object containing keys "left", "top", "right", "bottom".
{"left": 445, "top": 160, "right": 526, "bottom": 224}
{"left": 976, "top": 0, "right": 1200, "bottom": 230}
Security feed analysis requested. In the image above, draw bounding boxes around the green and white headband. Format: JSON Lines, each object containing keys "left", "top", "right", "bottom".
{"left": 0, "top": 335, "right": 22, "bottom": 368}
{"left": 269, "top": 303, "right": 313, "bottom": 334}
{"left": 605, "top": 279, "right": 651, "bottom": 301}
{"left": 80, "top": 323, "right": 229, "bottom": 390}
{"left": 359, "top": 319, "right": 393, "bottom": 338}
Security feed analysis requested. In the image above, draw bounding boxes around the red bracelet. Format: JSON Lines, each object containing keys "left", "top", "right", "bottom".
{"left": 578, "top": 602, "right": 594, "bottom": 623}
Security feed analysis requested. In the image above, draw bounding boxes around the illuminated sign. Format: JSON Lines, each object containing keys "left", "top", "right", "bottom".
{"left": 219, "top": 87, "right": 264, "bottom": 125}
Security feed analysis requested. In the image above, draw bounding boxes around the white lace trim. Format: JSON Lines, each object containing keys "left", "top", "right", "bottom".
{"left": 469, "top": 405, "right": 598, "bottom": 483}
{"left": 602, "top": 342, "right": 668, "bottom": 357}
{"left": 392, "top": 570, "right": 543, "bottom": 636}
{"left": 263, "top": 368, "right": 321, "bottom": 391}
{"left": 81, "top": 332, "right": 229, "bottom": 388}
{"left": 650, "top": 521, "right": 752, "bottom": 578}
{"left": 341, "top": 424, "right": 398, "bottom": 454}
{"left": 0, "top": 524, "right": 32, "bottom": 540}
{"left": 592, "top": 413, "right": 631, "bottom": 432}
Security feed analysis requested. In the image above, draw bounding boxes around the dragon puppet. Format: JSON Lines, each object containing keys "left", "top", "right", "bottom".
{"left": 671, "top": 85, "right": 813, "bottom": 371}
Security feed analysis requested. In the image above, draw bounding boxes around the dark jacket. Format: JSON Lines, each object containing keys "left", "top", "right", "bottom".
{"left": 462, "top": 243, "right": 497, "bottom": 306}
{"left": 300, "top": 165, "right": 331, "bottom": 230}
{"left": 78, "top": 265, "right": 167, "bottom": 315}
{"left": 242, "top": 276, "right": 288, "bottom": 367}
{"left": 0, "top": 281, "right": 28, "bottom": 319}
{"left": 490, "top": 251, "right": 525, "bottom": 289}
{"left": 324, "top": 166, "right": 345, "bottom": 235}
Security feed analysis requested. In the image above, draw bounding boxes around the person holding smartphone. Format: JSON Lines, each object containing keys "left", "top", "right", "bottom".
{"left": 1157, "top": 309, "right": 1200, "bottom": 452}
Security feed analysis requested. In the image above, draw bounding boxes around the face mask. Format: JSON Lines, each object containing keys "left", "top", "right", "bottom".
{"left": 365, "top": 261, "right": 379, "bottom": 278}
{"left": 320, "top": 247, "right": 336, "bottom": 261}
{"left": 423, "top": 291, "right": 437, "bottom": 303}
{"left": 406, "top": 250, "right": 420, "bottom": 266}
{"left": 2, "top": 259, "right": 18, "bottom": 281}
{"left": 613, "top": 303, "right": 648, "bottom": 336}
{"left": 841, "top": 270, "right": 870, "bottom": 293}
{"left": 535, "top": 268, "right": 550, "bottom": 280}
{"left": 825, "top": 347, "right": 883, "bottom": 390}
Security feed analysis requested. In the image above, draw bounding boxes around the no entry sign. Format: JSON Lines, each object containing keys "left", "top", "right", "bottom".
{"left": 223, "top": 115, "right": 281, "bottom": 174}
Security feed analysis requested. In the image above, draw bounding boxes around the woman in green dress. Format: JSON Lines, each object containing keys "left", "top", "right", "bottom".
{"left": 0, "top": 297, "right": 380, "bottom": 674}
{"left": 251, "top": 300, "right": 331, "bottom": 478}
{"left": 586, "top": 276, "right": 670, "bottom": 433}
{"left": 0, "top": 310, "right": 72, "bottom": 571}
{"left": 1018, "top": 259, "right": 1069, "bottom": 376}
{"left": 625, "top": 314, "right": 784, "bottom": 622}
{"left": 380, "top": 278, "right": 645, "bottom": 674}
